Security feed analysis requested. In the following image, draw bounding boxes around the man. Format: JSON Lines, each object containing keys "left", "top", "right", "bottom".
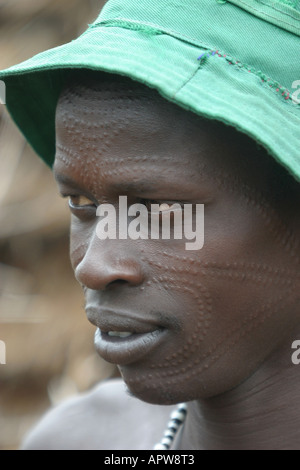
{"left": 1, "top": 0, "right": 300, "bottom": 449}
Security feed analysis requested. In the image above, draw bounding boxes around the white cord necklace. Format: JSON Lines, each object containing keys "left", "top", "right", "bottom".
{"left": 153, "top": 403, "right": 187, "bottom": 450}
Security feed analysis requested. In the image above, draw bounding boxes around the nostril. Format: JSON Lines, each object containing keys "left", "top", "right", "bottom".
{"left": 108, "top": 279, "right": 128, "bottom": 288}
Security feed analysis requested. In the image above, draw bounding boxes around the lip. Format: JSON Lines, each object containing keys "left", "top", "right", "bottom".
{"left": 86, "top": 306, "right": 167, "bottom": 365}
{"left": 86, "top": 306, "right": 162, "bottom": 332}
{"left": 94, "top": 327, "right": 166, "bottom": 365}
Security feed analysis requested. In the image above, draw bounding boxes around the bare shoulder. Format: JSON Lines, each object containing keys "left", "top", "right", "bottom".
{"left": 21, "top": 378, "right": 175, "bottom": 450}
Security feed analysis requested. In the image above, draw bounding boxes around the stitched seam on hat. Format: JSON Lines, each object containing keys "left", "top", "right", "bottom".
{"left": 276, "top": 0, "right": 297, "bottom": 7}
{"left": 172, "top": 63, "right": 202, "bottom": 99}
{"left": 236, "top": 0, "right": 300, "bottom": 28}
{"left": 275, "top": 0, "right": 299, "bottom": 10}
{"left": 197, "top": 50, "right": 300, "bottom": 108}
{"left": 87, "top": 18, "right": 218, "bottom": 51}
{"left": 259, "top": 0, "right": 300, "bottom": 20}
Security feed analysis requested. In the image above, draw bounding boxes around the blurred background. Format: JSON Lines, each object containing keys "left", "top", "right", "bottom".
{"left": 0, "top": 0, "right": 118, "bottom": 450}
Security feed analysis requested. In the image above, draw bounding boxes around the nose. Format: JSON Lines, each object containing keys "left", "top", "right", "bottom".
{"left": 74, "top": 233, "right": 145, "bottom": 291}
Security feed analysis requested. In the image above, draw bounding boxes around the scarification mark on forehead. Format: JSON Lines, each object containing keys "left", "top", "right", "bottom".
{"left": 97, "top": 158, "right": 190, "bottom": 188}
{"left": 61, "top": 116, "right": 127, "bottom": 134}
{"left": 57, "top": 76, "right": 196, "bottom": 150}
{"left": 58, "top": 80, "right": 159, "bottom": 132}
{"left": 57, "top": 142, "right": 163, "bottom": 167}
{"left": 56, "top": 149, "right": 166, "bottom": 197}
{"left": 56, "top": 139, "right": 190, "bottom": 199}
{"left": 58, "top": 107, "right": 129, "bottom": 158}
{"left": 57, "top": 87, "right": 187, "bottom": 195}
{"left": 60, "top": 75, "right": 158, "bottom": 100}
{"left": 59, "top": 103, "right": 145, "bottom": 124}
{"left": 57, "top": 79, "right": 160, "bottom": 155}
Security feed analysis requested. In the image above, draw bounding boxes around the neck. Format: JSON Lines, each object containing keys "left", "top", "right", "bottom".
{"left": 179, "top": 336, "right": 300, "bottom": 450}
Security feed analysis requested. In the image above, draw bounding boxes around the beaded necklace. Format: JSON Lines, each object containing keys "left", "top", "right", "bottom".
{"left": 153, "top": 403, "right": 187, "bottom": 450}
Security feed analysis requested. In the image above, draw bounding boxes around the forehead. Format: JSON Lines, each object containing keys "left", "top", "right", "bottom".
{"left": 55, "top": 77, "right": 207, "bottom": 156}
{"left": 54, "top": 74, "right": 293, "bottom": 201}
{"left": 54, "top": 77, "right": 222, "bottom": 190}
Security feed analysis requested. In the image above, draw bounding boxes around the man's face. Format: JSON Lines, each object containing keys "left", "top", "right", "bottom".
{"left": 54, "top": 77, "right": 300, "bottom": 404}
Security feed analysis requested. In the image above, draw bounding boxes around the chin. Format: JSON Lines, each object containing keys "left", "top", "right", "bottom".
{"left": 124, "top": 383, "right": 183, "bottom": 406}
{"left": 119, "top": 360, "right": 255, "bottom": 405}
{"left": 119, "top": 367, "right": 177, "bottom": 405}
{"left": 119, "top": 368, "right": 199, "bottom": 405}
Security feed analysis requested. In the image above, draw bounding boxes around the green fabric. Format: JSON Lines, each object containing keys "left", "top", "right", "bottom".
{"left": 227, "top": 0, "right": 300, "bottom": 34}
{"left": 0, "top": 0, "right": 299, "bottom": 182}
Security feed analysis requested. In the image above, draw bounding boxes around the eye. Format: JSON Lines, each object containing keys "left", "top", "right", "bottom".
{"left": 68, "top": 195, "right": 96, "bottom": 208}
{"left": 66, "top": 195, "right": 97, "bottom": 221}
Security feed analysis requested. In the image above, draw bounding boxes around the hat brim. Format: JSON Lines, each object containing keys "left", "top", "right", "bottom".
{"left": 1, "top": 23, "right": 300, "bottom": 181}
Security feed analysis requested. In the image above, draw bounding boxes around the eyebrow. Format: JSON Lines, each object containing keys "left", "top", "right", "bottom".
{"left": 111, "top": 180, "right": 163, "bottom": 194}
{"left": 54, "top": 171, "right": 165, "bottom": 194}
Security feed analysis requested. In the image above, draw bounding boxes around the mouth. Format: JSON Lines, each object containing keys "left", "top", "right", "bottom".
{"left": 89, "top": 308, "right": 167, "bottom": 365}
{"left": 94, "top": 328, "right": 166, "bottom": 365}
{"left": 107, "top": 331, "right": 134, "bottom": 338}
{"left": 86, "top": 304, "right": 169, "bottom": 366}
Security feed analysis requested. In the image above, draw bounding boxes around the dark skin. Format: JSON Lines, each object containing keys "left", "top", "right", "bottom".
{"left": 22, "top": 74, "right": 300, "bottom": 450}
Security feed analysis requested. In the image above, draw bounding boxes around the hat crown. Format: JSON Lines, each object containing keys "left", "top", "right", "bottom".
{"left": 0, "top": 0, "right": 299, "bottom": 180}
{"left": 88, "top": 0, "right": 300, "bottom": 90}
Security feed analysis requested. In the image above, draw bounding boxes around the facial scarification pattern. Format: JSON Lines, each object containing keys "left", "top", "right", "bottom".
{"left": 128, "top": 261, "right": 294, "bottom": 393}
{"left": 56, "top": 83, "right": 184, "bottom": 197}
{"left": 126, "top": 167, "right": 299, "bottom": 394}
{"left": 212, "top": 170, "right": 300, "bottom": 266}
{"left": 141, "top": 254, "right": 212, "bottom": 354}
{"left": 56, "top": 79, "right": 300, "bottom": 402}
{"left": 56, "top": 100, "right": 129, "bottom": 195}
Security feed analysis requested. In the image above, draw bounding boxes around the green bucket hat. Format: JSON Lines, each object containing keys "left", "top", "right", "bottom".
{"left": 0, "top": 0, "right": 300, "bottom": 181}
